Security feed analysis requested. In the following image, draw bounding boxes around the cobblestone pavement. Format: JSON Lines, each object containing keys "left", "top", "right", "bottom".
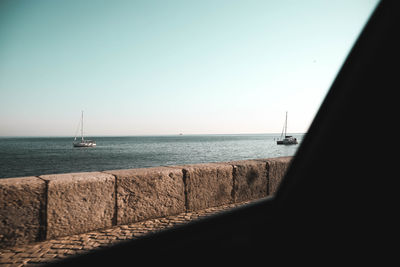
{"left": 0, "top": 202, "right": 250, "bottom": 266}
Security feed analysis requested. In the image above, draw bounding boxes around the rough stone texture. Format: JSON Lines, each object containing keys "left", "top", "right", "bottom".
{"left": 0, "top": 177, "right": 46, "bottom": 248}
{"left": 178, "top": 163, "right": 233, "bottom": 211}
{"left": 0, "top": 201, "right": 251, "bottom": 266}
{"left": 265, "top": 157, "right": 293, "bottom": 194}
{"left": 40, "top": 172, "right": 115, "bottom": 239}
{"left": 229, "top": 160, "right": 268, "bottom": 202}
{"left": 105, "top": 167, "right": 185, "bottom": 225}
{"left": 0, "top": 157, "right": 292, "bottom": 250}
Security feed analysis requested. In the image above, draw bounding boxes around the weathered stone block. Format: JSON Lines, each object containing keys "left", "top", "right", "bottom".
{"left": 229, "top": 160, "right": 268, "bottom": 202}
{"left": 40, "top": 172, "right": 115, "bottom": 239}
{"left": 105, "top": 167, "right": 185, "bottom": 225}
{"left": 0, "top": 177, "right": 46, "bottom": 248}
{"left": 265, "top": 157, "right": 293, "bottom": 195}
{"left": 178, "top": 163, "right": 233, "bottom": 211}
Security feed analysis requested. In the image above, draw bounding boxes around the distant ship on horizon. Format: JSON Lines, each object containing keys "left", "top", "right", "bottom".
{"left": 73, "top": 111, "right": 96, "bottom": 147}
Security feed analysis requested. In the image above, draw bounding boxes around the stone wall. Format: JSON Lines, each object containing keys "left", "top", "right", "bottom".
{"left": 0, "top": 157, "right": 292, "bottom": 248}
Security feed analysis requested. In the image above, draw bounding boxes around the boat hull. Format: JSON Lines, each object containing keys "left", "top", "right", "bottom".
{"left": 73, "top": 142, "right": 96, "bottom": 147}
{"left": 277, "top": 138, "right": 298, "bottom": 145}
{"left": 277, "top": 141, "right": 297, "bottom": 145}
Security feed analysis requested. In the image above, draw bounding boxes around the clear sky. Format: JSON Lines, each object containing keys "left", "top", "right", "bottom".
{"left": 0, "top": 0, "right": 379, "bottom": 136}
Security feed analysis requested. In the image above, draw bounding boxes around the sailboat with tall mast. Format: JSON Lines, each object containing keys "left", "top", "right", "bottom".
{"left": 277, "top": 111, "right": 298, "bottom": 145}
{"left": 73, "top": 111, "right": 96, "bottom": 147}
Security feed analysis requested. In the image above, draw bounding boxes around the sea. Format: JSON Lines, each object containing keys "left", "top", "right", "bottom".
{"left": 0, "top": 134, "right": 304, "bottom": 179}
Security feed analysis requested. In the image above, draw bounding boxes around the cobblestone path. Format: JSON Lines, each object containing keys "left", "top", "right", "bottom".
{"left": 0, "top": 202, "right": 250, "bottom": 266}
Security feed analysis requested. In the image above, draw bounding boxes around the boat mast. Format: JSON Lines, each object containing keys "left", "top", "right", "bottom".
{"left": 284, "top": 111, "right": 288, "bottom": 137}
{"left": 81, "top": 110, "right": 84, "bottom": 142}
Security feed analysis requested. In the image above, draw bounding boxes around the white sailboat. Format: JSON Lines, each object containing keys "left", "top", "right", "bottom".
{"left": 73, "top": 111, "right": 96, "bottom": 147}
{"left": 277, "top": 111, "right": 298, "bottom": 145}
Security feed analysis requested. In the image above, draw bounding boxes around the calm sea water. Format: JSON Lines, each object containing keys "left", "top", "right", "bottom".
{"left": 0, "top": 134, "right": 304, "bottom": 179}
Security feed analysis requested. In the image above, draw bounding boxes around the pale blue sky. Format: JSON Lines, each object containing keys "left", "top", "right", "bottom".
{"left": 0, "top": 0, "right": 379, "bottom": 136}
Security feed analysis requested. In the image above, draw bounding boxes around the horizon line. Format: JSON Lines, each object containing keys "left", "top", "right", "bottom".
{"left": 0, "top": 132, "right": 307, "bottom": 138}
